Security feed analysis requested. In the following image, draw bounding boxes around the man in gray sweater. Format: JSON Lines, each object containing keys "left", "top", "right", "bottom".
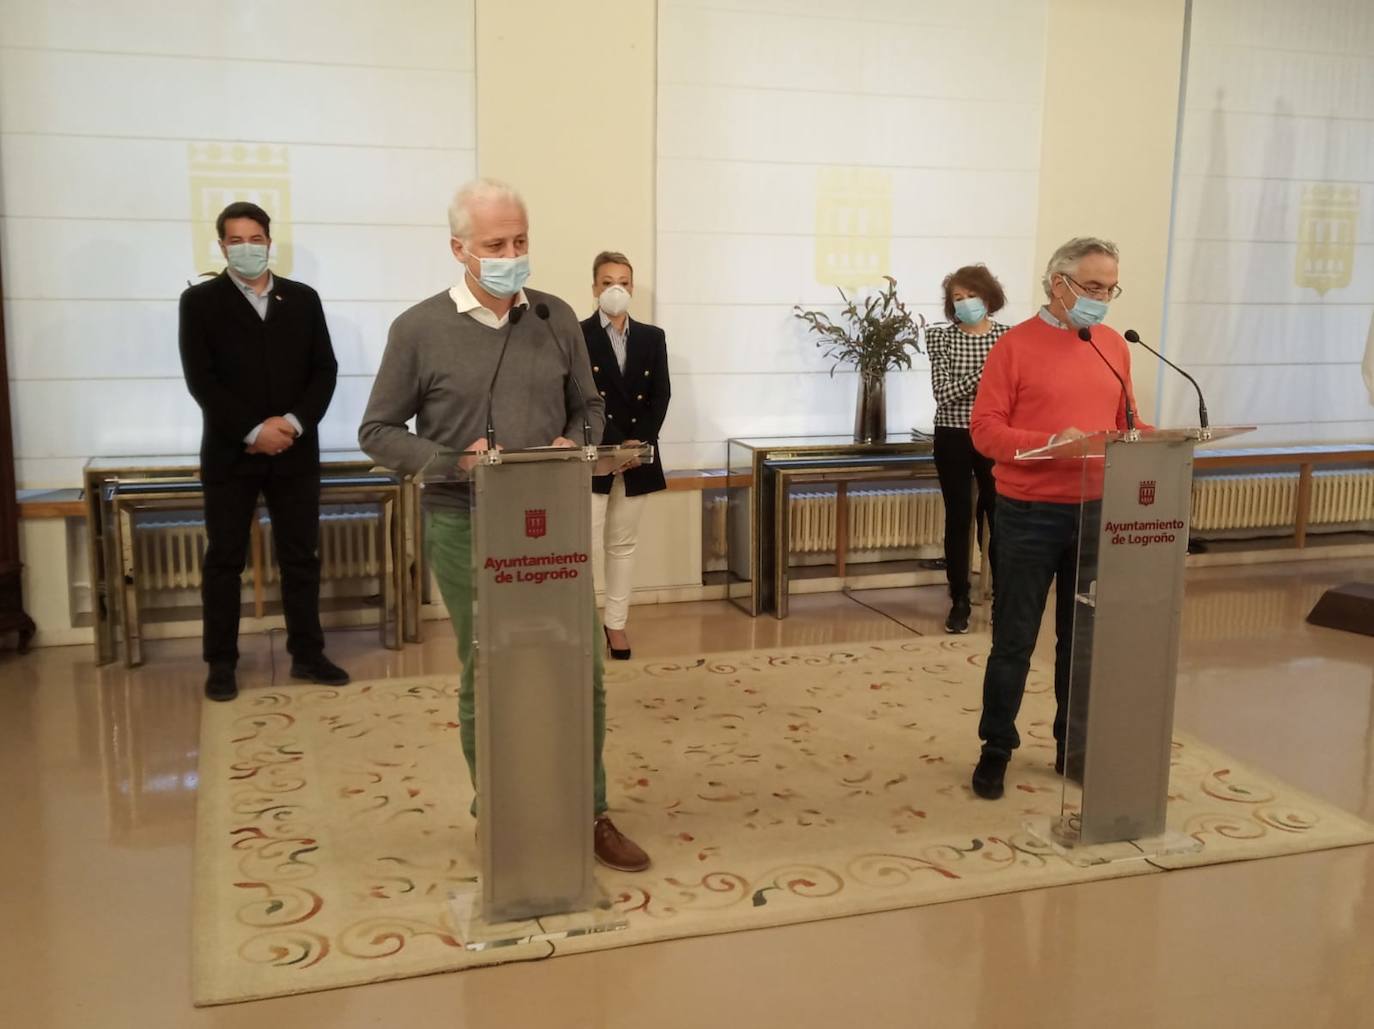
{"left": 358, "top": 178, "right": 650, "bottom": 872}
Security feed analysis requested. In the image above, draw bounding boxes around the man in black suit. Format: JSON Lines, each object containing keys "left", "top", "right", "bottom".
{"left": 178, "top": 202, "right": 349, "bottom": 701}
{"left": 580, "top": 251, "right": 671, "bottom": 660}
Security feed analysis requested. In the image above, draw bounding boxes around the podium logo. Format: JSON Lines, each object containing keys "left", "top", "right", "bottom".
{"left": 188, "top": 142, "right": 293, "bottom": 277}
{"left": 1295, "top": 183, "right": 1357, "bottom": 296}
{"left": 524, "top": 508, "right": 547, "bottom": 539}
{"left": 814, "top": 167, "right": 891, "bottom": 289}
{"left": 1138, "top": 480, "right": 1156, "bottom": 507}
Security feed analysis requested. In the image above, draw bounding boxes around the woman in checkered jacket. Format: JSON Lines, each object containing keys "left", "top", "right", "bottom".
{"left": 926, "top": 264, "right": 1010, "bottom": 634}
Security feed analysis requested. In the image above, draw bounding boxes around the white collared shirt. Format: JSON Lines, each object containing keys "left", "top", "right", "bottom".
{"left": 229, "top": 269, "right": 275, "bottom": 321}
{"left": 1038, "top": 305, "right": 1068, "bottom": 329}
{"left": 599, "top": 311, "right": 630, "bottom": 373}
{"left": 449, "top": 275, "right": 529, "bottom": 329}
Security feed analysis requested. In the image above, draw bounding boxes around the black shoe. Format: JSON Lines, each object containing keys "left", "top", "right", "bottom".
{"left": 971, "top": 752, "right": 1008, "bottom": 799}
{"left": 1056, "top": 746, "right": 1085, "bottom": 784}
{"left": 603, "top": 625, "right": 631, "bottom": 661}
{"left": 204, "top": 662, "right": 238, "bottom": 702}
{"left": 945, "top": 597, "right": 971, "bottom": 634}
{"left": 290, "top": 655, "right": 351, "bottom": 686}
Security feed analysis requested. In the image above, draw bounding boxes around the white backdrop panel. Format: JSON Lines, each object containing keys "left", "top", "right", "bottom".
{"left": 0, "top": 50, "right": 474, "bottom": 149}
{"left": 658, "top": 4, "right": 1046, "bottom": 101}
{"left": 0, "top": 135, "right": 473, "bottom": 226}
{"left": 0, "top": 220, "right": 458, "bottom": 302}
{"left": 0, "top": 0, "right": 474, "bottom": 69}
{"left": 658, "top": 84, "right": 1041, "bottom": 169}
{"left": 11, "top": 376, "right": 380, "bottom": 468}
{"left": 656, "top": 0, "right": 1049, "bottom": 463}
{"left": 657, "top": 233, "right": 1038, "bottom": 308}
{"left": 1160, "top": 0, "right": 1374, "bottom": 438}
{"left": 0, "top": 1, "right": 476, "bottom": 486}
{"left": 658, "top": 162, "right": 1040, "bottom": 240}
{"left": 4, "top": 300, "right": 406, "bottom": 381}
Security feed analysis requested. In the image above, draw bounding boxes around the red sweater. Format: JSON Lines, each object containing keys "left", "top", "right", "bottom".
{"left": 969, "top": 313, "right": 1145, "bottom": 504}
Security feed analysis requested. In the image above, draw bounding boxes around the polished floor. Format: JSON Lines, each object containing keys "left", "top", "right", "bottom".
{"left": 1, "top": 559, "right": 1372, "bottom": 1028}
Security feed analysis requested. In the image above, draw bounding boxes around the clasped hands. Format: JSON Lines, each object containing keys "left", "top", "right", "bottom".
{"left": 246, "top": 416, "right": 299, "bottom": 456}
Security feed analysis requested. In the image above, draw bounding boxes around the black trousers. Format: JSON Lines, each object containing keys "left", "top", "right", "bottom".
{"left": 201, "top": 468, "right": 324, "bottom": 665}
{"left": 932, "top": 426, "right": 997, "bottom": 601}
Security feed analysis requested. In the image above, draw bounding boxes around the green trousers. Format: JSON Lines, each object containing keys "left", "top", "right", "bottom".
{"left": 425, "top": 510, "right": 608, "bottom": 815}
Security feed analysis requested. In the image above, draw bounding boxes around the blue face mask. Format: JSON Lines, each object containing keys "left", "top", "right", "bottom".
{"left": 1061, "top": 278, "right": 1109, "bottom": 328}
{"left": 953, "top": 297, "right": 987, "bottom": 325}
{"left": 470, "top": 254, "right": 530, "bottom": 298}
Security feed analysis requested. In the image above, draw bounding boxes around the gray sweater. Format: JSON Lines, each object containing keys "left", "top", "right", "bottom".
{"left": 358, "top": 287, "right": 605, "bottom": 512}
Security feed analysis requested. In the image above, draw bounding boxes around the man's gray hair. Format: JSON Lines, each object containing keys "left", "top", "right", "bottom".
{"left": 448, "top": 178, "right": 527, "bottom": 241}
{"left": 1042, "top": 237, "right": 1120, "bottom": 297}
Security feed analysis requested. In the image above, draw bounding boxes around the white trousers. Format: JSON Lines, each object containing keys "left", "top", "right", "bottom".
{"left": 590, "top": 475, "right": 647, "bottom": 630}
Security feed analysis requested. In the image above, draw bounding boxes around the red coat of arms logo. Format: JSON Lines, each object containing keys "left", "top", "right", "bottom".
{"left": 1138, "top": 480, "right": 1156, "bottom": 507}
{"left": 524, "top": 508, "right": 547, "bottom": 539}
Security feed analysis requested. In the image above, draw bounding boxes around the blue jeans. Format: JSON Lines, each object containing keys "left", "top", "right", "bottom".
{"left": 978, "top": 496, "right": 1097, "bottom": 760}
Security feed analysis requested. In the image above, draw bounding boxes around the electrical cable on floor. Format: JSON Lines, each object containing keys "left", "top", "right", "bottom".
{"left": 531, "top": 917, "right": 556, "bottom": 961}
{"left": 840, "top": 588, "right": 927, "bottom": 636}
{"left": 260, "top": 622, "right": 377, "bottom": 687}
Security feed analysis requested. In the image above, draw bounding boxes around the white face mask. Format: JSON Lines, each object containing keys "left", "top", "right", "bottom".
{"left": 225, "top": 242, "right": 270, "bottom": 279}
{"left": 598, "top": 284, "right": 631, "bottom": 317}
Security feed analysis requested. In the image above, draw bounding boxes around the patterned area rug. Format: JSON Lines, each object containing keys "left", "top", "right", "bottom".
{"left": 193, "top": 636, "right": 1374, "bottom": 1005}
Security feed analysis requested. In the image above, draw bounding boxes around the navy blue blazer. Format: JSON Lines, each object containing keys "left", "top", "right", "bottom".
{"left": 579, "top": 314, "right": 670, "bottom": 496}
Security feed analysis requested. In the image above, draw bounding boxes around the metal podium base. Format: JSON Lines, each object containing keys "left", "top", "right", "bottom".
{"left": 448, "top": 882, "right": 628, "bottom": 952}
{"left": 1023, "top": 816, "right": 1203, "bottom": 868}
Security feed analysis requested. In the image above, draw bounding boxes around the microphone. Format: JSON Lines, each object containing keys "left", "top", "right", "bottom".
{"left": 1078, "top": 327, "right": 1136, "bottom": 432}
{"left": 483, "top": 303, "right": 528, "bottom": 450}
{"left": 1124, "top": 329, "right": 1209, "bottom": 431}
{"left": 531, "top": 302, "right": 594, "bottom": 449}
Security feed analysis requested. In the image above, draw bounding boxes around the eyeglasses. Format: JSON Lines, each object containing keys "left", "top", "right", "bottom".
{"left": 1064, "top": 274, "right": 1123, "bottom": 301}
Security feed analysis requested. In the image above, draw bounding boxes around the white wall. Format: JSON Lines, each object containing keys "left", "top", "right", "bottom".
{"left": 654, "top": 0, "right": 1050, "bottom": 470}
{"left": 1162, "top": 0, "right": 1374, "bottom": 442}
{"left": 0, "top": 0, "right": 477, "bottom": 487}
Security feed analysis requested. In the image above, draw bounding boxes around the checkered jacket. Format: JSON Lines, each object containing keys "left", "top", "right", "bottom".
{"left": 926, "top": 321, "right": 1010, "bottom": 428}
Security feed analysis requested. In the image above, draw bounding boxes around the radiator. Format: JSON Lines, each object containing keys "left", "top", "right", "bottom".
{"left": 705, "top": 469, "right": 1374, "bottom": 566}
{"left": 703, "top": 487, "right": 944, "bottom": 564}
{"left": 1191, "top": 470, "right": 1374, "bottom": 532}
{"left": 133, "top": 510, "right": 382, "bottom": 591}
{"left": 789, "top": 487, "right": 945, "bottom": 553}
{"left": 264, "top": 511, "right": 379, "bottom": 583}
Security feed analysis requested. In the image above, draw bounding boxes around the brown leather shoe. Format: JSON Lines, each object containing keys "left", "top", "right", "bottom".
{"left": 593, "top": 815, "right": 650, "bottom": 872}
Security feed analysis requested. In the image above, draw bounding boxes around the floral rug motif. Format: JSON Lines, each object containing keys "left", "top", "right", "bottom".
{"left": 193, "top": 636, "right": 1374, "bottom": 1004}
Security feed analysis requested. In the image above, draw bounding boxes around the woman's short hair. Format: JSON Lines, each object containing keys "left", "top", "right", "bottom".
{"left": 592, "top": 250, "right": 634, "bottom": 281}
{"left": 941, "top": 264, "right": 1007, "bottom": 322}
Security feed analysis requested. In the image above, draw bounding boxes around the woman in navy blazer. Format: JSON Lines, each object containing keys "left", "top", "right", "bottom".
{"left": 580, "top": 251, "right": 671, "bottom": 659}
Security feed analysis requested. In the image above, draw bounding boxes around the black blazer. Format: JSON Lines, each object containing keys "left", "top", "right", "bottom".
{"left": 178, "top": 272, "right": 339, "bottom": 482}
{"left": 580, "top": 314, "right": 670, "bottom": 496}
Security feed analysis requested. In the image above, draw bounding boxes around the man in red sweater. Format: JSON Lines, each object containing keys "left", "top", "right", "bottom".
{"left": 967, "top": 237, "right": 1146, "bottom": 799}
